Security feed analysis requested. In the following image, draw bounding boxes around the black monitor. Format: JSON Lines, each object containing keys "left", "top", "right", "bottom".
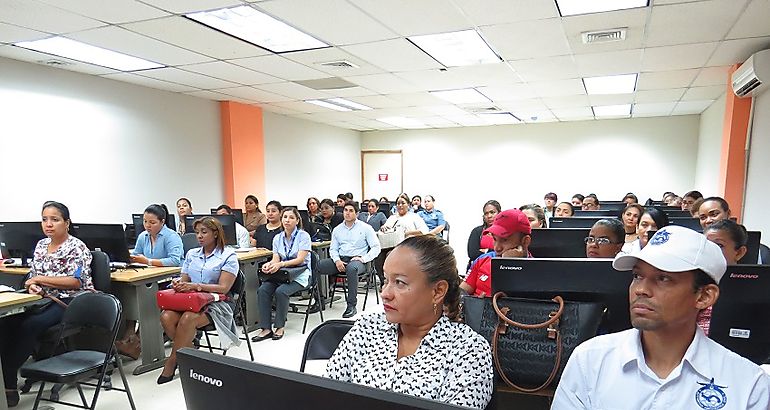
{"left": 668, "top": 217, "right": 702, "bottom": 232}
{"left": 70, "top": 223, "right": 131, "bottom": 263}
{"left": 738, "top": 231, "right": 761, "bottom": 265}
{"left": 573, "top": 210, "right": 620, "bottom": 217}
{"left": 378, "top": 202, "right": 391, "bottom": 217}
{"left": 334, "top": 205, "right": 344, "bottom": 214}
{"left": 177, "top": 349, "right": 465, "bottom": 410}
{"left": 549, "top": 217, "right": 604, "bottom": 229}
{"left": 0, "top": 222, "right": 45, "bottom": 265}
{"left": 491, "top": 258, "right": 632, "bottom": 333}
{"left": 211, "top": 208, "right": 244, "bottom": 226}
{"left": 663, "top": 210, "right": 692, "bottom": 218}
{"left": 594, "top": 202, "right": 625, "bottom": 211}
{"left": 185, "top": 215, "right": 236, "bottom": 246}
{"left": 528, "top": 228, "right": 590, "bottom": 258}
{"left": 709, "top": 265, "right": 770, "bottom": 364}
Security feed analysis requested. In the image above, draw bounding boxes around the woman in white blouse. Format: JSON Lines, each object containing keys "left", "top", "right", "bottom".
{"left": 374, "top": 193, "right": 429, "bottom": 282}
{"left": 324, "top": 235, "right": 493, "bottom": 409}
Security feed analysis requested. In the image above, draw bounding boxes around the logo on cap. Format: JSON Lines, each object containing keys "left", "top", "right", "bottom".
{"left": 649, "top": 230, "right": 671, "bottom": 246}
{"left": 695, "top": 378, "right": 727, "bottom": 409}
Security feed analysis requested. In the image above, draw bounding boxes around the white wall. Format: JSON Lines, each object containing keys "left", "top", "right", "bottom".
{"left": 362, "top": 115, "right": 700, "bottom": 266}
{"left": 263, "top": 111, "right": 361, "bottom": 206}
{"left": 694, "top": 93, "right": 726, "bottom": 196}
{"left": 743, "top": 91, "right": 770, "bottom": 238}
{"left": 0, "top": 58, "right": 223, "bottom": 223}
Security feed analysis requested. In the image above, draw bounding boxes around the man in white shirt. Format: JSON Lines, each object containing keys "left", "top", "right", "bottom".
{"left": 552, "top": 225, "right": 770, "bottom": 410}
{"left": 215, "top": 204, "right": 250, "bottom": 249}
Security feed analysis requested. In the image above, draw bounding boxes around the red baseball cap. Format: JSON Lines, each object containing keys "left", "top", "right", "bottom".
{"left": 483, "top": 209, "right": 532, "bottom": 238}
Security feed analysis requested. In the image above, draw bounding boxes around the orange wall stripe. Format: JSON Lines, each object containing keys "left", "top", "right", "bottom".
{"left": 718, "top": 64, "right": 752, "bottom": 222}
{"left": 220, "top": 101, "right": 265, "bottom": 209}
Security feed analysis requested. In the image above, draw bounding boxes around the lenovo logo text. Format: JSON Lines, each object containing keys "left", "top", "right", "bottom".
{"left": 190, "top": 369, "right": 223, "bottom": 387}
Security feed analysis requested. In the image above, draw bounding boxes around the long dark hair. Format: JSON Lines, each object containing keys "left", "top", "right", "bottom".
{"left": 644, "top": 207, "right": 670, "bottom": 230}
{"left": 245, "top": 195, "right": 261, "bottom": 213}
{"left": 42, "top": 201, "right": 71, "bottom": 223}
{"left": 482, "top": 200, "right": 502, "bottom": 227}
{"left": 144, "top": 204, "right": 168, "bottom": 223}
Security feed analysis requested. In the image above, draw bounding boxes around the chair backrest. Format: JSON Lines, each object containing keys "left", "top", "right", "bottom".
{"left": 299, "top": 319, "right": 356, "bottom": 372}
{"left": 182, "top": 233, "right": 198, "bottom": 256}
{"left": 308, "top": 250, "right": 320, "bottom": 288}
{"left": 61, "top": 293, "right": 122, "bottom": 346}
{"left": 230, "top": 270, "right": 246, "bottom": 316}
{"left": 761, "top": 244, "right": 770, "bottom": 265}
{"left": 90, "top": 250, "right": 111, "bottom": 293}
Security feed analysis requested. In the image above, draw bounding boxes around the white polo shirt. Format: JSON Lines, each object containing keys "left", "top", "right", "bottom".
{"left": 552, "top": 327, "right": 770, "bottom": 410}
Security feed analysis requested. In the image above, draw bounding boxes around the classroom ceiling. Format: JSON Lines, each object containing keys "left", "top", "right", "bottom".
{"left": 1, "top": 0, "right": 769, "bottom": 131}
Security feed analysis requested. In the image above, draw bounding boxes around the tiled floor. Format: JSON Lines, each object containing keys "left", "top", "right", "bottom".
{"left": 11, "top": 289, "right": 377, "bottom": 410}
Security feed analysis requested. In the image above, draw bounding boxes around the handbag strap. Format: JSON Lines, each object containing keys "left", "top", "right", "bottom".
{"left": 491, "top": 292, "right": 564, "bottom": 329}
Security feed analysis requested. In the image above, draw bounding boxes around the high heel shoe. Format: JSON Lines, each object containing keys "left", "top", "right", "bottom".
{"left": 157, "top": 365, "right": 177, "bottom": 385}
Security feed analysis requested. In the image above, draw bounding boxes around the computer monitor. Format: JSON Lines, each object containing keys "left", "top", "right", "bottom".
{"left": 709, "top": 265, "right": 770, "bottom": 364}
{"left": 491, "top": 258, "right": 633, "bottom": 333}
{"left": 211, "top": 208, "right": 244, "bottom": 226}
{"left": 70, "top": 223, "right": 131, "bottom": 263}
{"left": 668, "top": 217, "right": 702, "bottom": 232}
{"left": 184, "top": 215, "right": 236, "bottom": 246}
{"left": 528, "top": 228, "right": 590, "bottom": 258}
{"left": 738, "top": 231, "right": 761, "bottom": 265}
{"left": 177, "top": 349, "right": 465, "bottom": 410}
{"left": 594, "top": 202, "right": 625, "bottom": 211}
{"left": 378, "top": 202, "right": 391, "bottom": 217}
{"left": 663, "top": 210, "right": 692, "bottom": 218}
{"left": 548, "top": 217, "right": 604, "bottom": 229}
{"left": 573, "top": 210, "right": 621, "bottom": 217}
{"left": 0, "top": 222, "right": 45, "bottom": 265}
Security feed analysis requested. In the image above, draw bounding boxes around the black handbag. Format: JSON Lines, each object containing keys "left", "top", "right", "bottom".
{"left": 463, "top": 292, "right": 604, "bottom": 393}
{"left": 259, "top": 265, "right": 307, "bottom": 284}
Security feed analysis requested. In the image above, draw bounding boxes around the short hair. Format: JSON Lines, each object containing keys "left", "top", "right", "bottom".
{"left": 556, "top": 202, "right": 574, "bottom": 216}
{"left": 306, "top": 197, "right": 319, "bottom": 209}
{"left": 693, "top": 269, "right": 717, "bottom": 292}
{"left": 144, "top": 204, "right": 169, "bottom": 222}
{"left": 519, "top": 203, "right": 546, "bottom": 227}
{"left": 701, "top": 196, "right": 731, "bottom": 213}
{"left": 644, "top": 207, "right": 670, "bottom": 230}
{"left": 684, "top": 190, "right": 703, "bottom": 200}
{"left": 572, "top": 194, "right": 585, "bottom": 202}
{"left": 690, "top": 198, "right": 705, "bottom": 217}
{"left": 343, "top": 200, "right": 359, "bottom": 213}
{"left": 193, "top": 216, "right": 226, "bottom": 251}
{"left": 215, "top": 204, "right": 233, "bottom": 214}
{"left": 593, "top": 218, "right": 625, "bottom": 244}
{"left": 544, "top": 192, "right": 557, "bottom": 201}
{"left": 705, "top": 219, "right": 748, "bottom": 249}
{"left": 42, "top": 201, "right": 71, "bottom": 222}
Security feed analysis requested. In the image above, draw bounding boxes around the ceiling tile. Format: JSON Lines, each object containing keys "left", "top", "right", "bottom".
{"left": 641, "top": 43, "right": 719, "bottom": 71}
{"left": 102, "top": 72, "right": 199, "bottom": 92}
{"left": 321, "top": 86, "right": 377, "bottom": 97}
{"left": 137, "top": 67, "right": 241, "bottom": 89}
{"left": 726, "top": 0, "right": 770, "bottom": 39}
{"left": 454, "top": 0, "right": 558, "bottom": 26}
{"left": 517, "top": 110, "right": 557, "bottom": 123}
{"left": 588, "top": 93, "right": 636, "bottom": 106}
{"left": 0, "top": 23, "right": 48, "bottom": 44}
{"left": 229, "top": 54, "right": 329, "bottom": 81}
{"left": 0, "top": 44, "right": 117, "bottom": 75}
{"left": 214, "top": 86, "right": 293, "bottom": 102}
{"left": 341, "top": 38, "right": 443, "bottom": 72}
{"left": 184, "top": 89, "right": 238, "bottom": 101}
{"left": 270, "top": 100, "right": 333, "bottom": 114}
{"left": 632, "top": 102, "right": 677, "bottom": 117}
{"left": 385, "top": 92, "right": 446, "bottom": 106}
{"left": 418, "top": 116, "right": 463, "bottom": 127}
{"left": 551, "top": 107, "right": 594, "bottom": 121}
{"left": 342, "top": 73, "right": 418, "bottom": 94}
{"left": 67, "top": 26, "right": 213, "bottom": 67}
{"left": 350, "top": 0, "right": 471, "bottom": 36}
{"left": 563, "top": 8, "right": 647, "bottom": 54}
{"left": 636, "top": 69, "right": 699, "bottom": 90}
{"left": 681, "top": 85, "right": 725, "bottom": 100}
{"left": 692, "top": 66, "right": 730, "bottom": 87}
{"left": 37, "top": 0, "right": 170, "bottom": 24}
{"left": 338, "top": 95, "right": 399, "bottom": 109}
{"left": 281, "top": 47, "right": 385, "bottom": 77}
{"left": 574, "top": 49, "right": 643, "bottom": 77}
{"left": 137, "top": 0, "right": 241, "bottom": 14}
{"left": 495, "top": 99, "right": 549, "bottom": 112}
{"left": 706, "top": 36, "right": 770, "bottom": 66}
{"left": 255, "top": 103, "right": 303, "bottom": 116}
{"left": 635, "top": 88, "right": 686, "bottom": 103}
{"left": 424, "top": 104, "right": 472, "bottom": 116}
{"left": 672, "top": 99, "right": 716, "bottom": 114}
{"left": 179, "top": 61, "right": 281, "bottom": 85}
{"left": 0, "top": 0, "right": 105, "bottom": 34}
{"left": 509, "top": 56, "right": 579, "bottom": 82}
{"left": 476, "top": 84, "right": 535, "bottom": 101}
{"left": 529, "top": 78, "right": 586, "bottom": 97}
{"left": 123, "top": 16, "right": 271, "bottom": 60}
{"left": 255, "top": 81, "right": 329, "bottom": 99}
{"left": 645, "top": 0, "right": 744, "bottom": 47}
{"left": 394, "top": 63, "right": 518, "bottom": 91}
{"left": 256, "top": 0, "right": 397, "bottom": 45}
{"left": 481, "top": 18, "right": 571, "bottom": 61}
{"left": 542, "top": 94, "right": 590, "bottom": 109}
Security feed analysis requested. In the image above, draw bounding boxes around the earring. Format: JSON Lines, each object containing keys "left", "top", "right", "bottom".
{"left": 433, "top": 303, "right": 438, "bottom": 315}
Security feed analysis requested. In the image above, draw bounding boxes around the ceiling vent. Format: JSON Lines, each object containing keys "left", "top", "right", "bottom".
{"left": 581, "top": 28, "right": 627, "bottom": 44}
{"left": 296, "top": 77, "right": 358, "bottom": 90}
{"left": 38, "top": 59, "right": 73, "bottom": 67}
{"left": 318, "top": 60, "right": 359, "bottom": 69}
{"left": 462, "top": 104, "right": 503, "bottom": 114}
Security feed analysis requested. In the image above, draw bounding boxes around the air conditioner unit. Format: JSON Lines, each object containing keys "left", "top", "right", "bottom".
{"left": 732, "top": 49, "right": 770, "bottom": 98}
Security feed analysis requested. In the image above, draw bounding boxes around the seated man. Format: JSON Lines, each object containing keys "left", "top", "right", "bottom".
{"left": 460, "top": 209, "right": 531, "bottom": 297}
{"left": 552, "top": 225, "right": 770, "bottom": 409}
{"left": 319, "top": 201, "right": 381, "bottom": 318}
{"left": 215, "top": 204, "right": 250, "bottom": 248}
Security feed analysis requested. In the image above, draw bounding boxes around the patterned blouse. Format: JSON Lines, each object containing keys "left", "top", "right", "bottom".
{"left": 324, "top": 312, "right": 494, "bottom": 409}
{"left": 29, "top": 236, "right": 93, "bottom": 298}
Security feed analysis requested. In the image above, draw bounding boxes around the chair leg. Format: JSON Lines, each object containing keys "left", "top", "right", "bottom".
{"left": 77, "top": 383, "right": 89, "bottom": 408}
{"left": 241, "top": 311, "right": 254, "bottom": 361}
{"left": 116, "top": 355, "right": 137, "bottom": 410}
{"left": 303, "top": 291, "right": 311, "bottom": 334}
{"left": 32, "top": 381, "right": 46, "bottom": 410}
{"left": 317, "top": 287, "right": 324, "bottom": 323}
{"left": 204, "top": 332, "right": 214, "bottom": 354}
{"left": 329, "top": 277, "right": 336, "bottom": 308}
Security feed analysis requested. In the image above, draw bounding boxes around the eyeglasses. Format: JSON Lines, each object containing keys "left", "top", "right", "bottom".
{"left": 584, "top": 237, "right": 618, "bottom": 245}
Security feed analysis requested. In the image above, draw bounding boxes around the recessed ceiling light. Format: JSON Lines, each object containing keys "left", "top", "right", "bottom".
{"left": 14, "top": 37, "right": 163, "bottom": 71}
{"left": 377, "top": 117, "right": 427, "bottom": 129}
{"left": 408, "top": 29, "right": 501, "bottom": 67}
{"left": 430, "top": 88, "right": 491, "bottom": 104}
{"left": 556, "top": 0, "right": 649, "bottom": 16}
{"left": 326, "top": 98, "right": 372, "bottom": 111}
{"left": 592, "top": 104, "right": 632, "bottom": 117}
{"left": 478, "top": 112, "right": 521, "bottom": 125}
{"left": 306, "top": 100, "right": 351, "bottom": 112}
{"left": 583, "top": 74, "right": 638, "bottom": 95}
{"left": 186, "top": 5, "right": 329, "bottom": 53}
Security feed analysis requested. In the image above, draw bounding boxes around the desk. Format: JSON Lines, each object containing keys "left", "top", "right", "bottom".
{"left": 112, "top": 266, "right": 181, "bottom": 375}
{"left": 0, "top": 267, "right": 29, "bottom": 288}
{"left": 0, "top": 293, "right": 41, "bottom": 410}
{"left": 235, "top": 249, "right": 273, "bottom": 332}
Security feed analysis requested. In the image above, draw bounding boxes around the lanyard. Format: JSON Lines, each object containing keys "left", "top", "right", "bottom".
{"left": 283, "top": 228, "right": 298, "bottom": 259}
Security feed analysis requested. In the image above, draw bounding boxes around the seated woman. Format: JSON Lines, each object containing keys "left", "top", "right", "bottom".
{"left": 251, "top": 200, "right": 282, "bottom": 249}
{"left": 243, "top": 195, "right": 267, "bottom": 236}
{"left": 519, "top": 203, "right": 546, "bottom": 229}
{"left": 571, "top": 194, "right": 584, "bottom": 207}
{"left": 543, "top": 192, "right": 558, "bottom": 222}
{"left": 358, "top": 198, "right": 387, "bottom": 231}
{"left": 0, "top": 201, "right": 93, "bottom": 407}
{"left": 176, "top": 197, "right": 193, "bottom": 235}
{"left": 466, "top": 200, "right": 500, "bottom": 267}
{"left": 158, "top": 217, "right": 239, "bottom": 384}
{"left": 118, "top": 204, "right": 183, "bottom": 359}
{"left": 625, "top": 207, "right": 670, "bottom": 253}
{"left": 585, "top": 219, "right": 625, "bottom": 258}
{"left": 375, "top": 193, "right": 429, "bottom": 281}
{"left": 324, "top": 235, "right": 493, "bottom": 409}
{"left": 252, "top": 208, "right": 312, "bottom": 342}
{"left": 620, "top": 204, "right": 644, "bottom": 246}
{"left": 306, "top": 196, "right": 321, "bottom": 223}
{"left": 555, "top": 201, "right": 574, "bottom": 217}
{"left": 417, "top": 195, "right": 446, "bottom": 236}
{"left": 622, "top": 193, "right": 638, "bottom": 204}
{"left": 316, "top": 198, "right": 343, "bottom": 230}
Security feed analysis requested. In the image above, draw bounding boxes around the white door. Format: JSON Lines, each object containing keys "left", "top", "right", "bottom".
{"left": 362, "top": 151, "right": 403, "bottom": 201}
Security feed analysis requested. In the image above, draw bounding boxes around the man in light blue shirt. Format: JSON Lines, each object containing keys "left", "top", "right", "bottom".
{"left": 320, "top": 201, "right": 381, "bottom": 318}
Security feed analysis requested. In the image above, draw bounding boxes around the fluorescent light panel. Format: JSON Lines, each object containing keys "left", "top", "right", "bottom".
{"left": 186, "top": 5, "right": 328, "bottom": 53}
{"left": 583, "top": 74, "right": 637, "bottom": 95}
{"left": 430, "top": 88, "right": 490, "bottom": 104}
{"left": 326, "top": 98, "right": 372, "bottom": 110}
{"left": 306, "top": 100, "right": 351, "bottom": 112}
{"left": 556, "top": 0, "right": 649, "bottom": 16}
{"left": 377, "top": 117, "right": 427, "bottom": 129}
{"left": 478, "top": 112, "right": 521, "bottom": 125}
{"left": 592, "top": 104, "right": 632, "bottom": 117}
{"left": 409, "top": 29, "right": 501, "bottom": 67}
{"left": 14, "top": 37, "right": 163, "bottom": 71}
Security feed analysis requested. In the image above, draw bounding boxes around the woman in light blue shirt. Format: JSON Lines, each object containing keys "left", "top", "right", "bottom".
{"left": 158, "top": 216, "right": 239, "bottom": 384}
{"left": 253, "top": 208, "right": 311, "bottom": 342}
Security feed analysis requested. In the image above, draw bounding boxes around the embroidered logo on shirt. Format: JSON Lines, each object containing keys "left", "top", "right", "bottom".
{"left": 649, "top": 230, "right": 671, "bottom": 246}
{"left": 479, "top": 274, "right": 489, "bottom": 282}
{"left": 695, "top": 378, "right": 727, "bottom": 409}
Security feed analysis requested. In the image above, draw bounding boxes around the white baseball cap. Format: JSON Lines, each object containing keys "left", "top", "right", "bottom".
{"left": 613, "top": 225, "right": 727, "bottom": 284}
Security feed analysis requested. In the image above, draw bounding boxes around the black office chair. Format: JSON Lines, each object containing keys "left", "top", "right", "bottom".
{"left": 329, "top": 260, "right": 380, "bottom": 311}
{"left": 182, "top": 233, "right": 198, "bottom": 256}
{"left": 196, "top": 270, "right": 254, "bottom": 361}
{"left": 288, "top": 251, "right": 324, "bottom": 333}
{"left": 20, "top": 292, "right": 136, "bottom": 410}
{"left": 760, "top": 244, "right": 770, "bottom": 265}
{"left": 299, "top": 319, "right": 355, "bottom": 373}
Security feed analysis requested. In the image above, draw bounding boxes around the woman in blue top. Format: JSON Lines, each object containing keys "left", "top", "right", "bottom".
{"left": 417, "top": 195, "right": 446, "bottom": 237}
{"left": 158, "top": 217, "right": 239, "bottom": 384}
{"left": 118, "top": 204, "right": 184, "bottom": 359}
{"left": 252, "top": 208, "right": 312, "bottom": 342}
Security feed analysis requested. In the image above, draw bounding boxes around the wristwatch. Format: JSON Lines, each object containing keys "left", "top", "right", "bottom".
{"left": 196, "top": 284, "right": 202, "bottom": 292}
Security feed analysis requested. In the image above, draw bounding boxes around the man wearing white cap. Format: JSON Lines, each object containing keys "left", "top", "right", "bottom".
{"left": 552, "top": 225, "right": 770, "bottom": 409}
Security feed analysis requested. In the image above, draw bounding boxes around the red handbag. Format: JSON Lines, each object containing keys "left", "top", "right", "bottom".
{"left": 156, "top": 289, "right": 228, "bottom": 312}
